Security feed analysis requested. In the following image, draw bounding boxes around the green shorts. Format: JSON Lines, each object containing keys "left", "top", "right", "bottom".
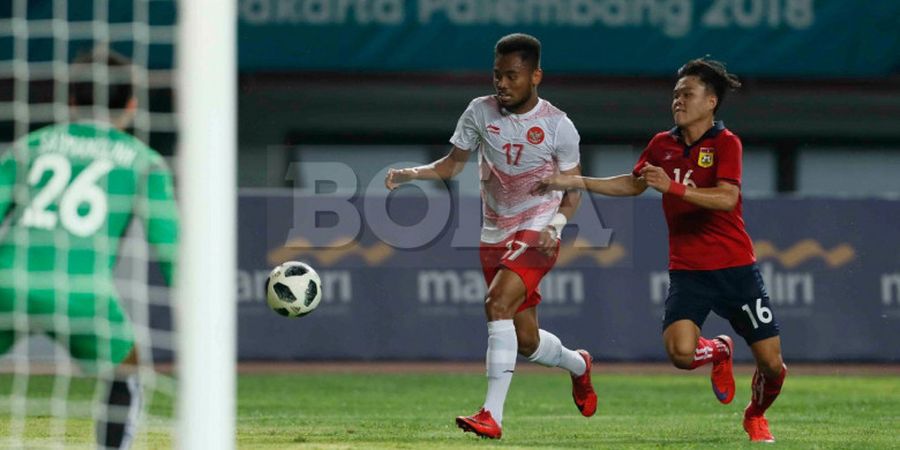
{"left": 0, "top": 287, "right": 135, "bottom": 371}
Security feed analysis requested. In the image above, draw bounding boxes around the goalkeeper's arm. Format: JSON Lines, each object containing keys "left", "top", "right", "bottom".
{"left": 138, "top": 159, "right": 180, "bottom": 285}
{"left": 0, "top": 149, "right": 17, "bottom": 219}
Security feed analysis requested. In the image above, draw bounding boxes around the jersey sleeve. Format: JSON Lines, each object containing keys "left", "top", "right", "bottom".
{"left": 555, "top": 116, "right": 581, "bottom": 171}
{"left": 449, "top": 99, "right": 483, "bottom": 151}
{"left": 716, "top": 135, "right": 742, "bottom": 185}
{"left": 0, "top": 147, "right": 18, "bottom": 219}
{"left": 138, "top": 158, "right": 180, "bottom": 285}
{"left": 632, "top": 135, "right": 659, "bottom": 177}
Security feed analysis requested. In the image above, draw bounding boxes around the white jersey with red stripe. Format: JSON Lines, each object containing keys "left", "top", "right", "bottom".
{"left": 450, "top": 95, "right": 581, "bottom": 244}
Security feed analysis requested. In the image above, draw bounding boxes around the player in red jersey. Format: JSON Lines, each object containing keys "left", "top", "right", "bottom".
{"left": 386, "top": 34, "right": 596, "bottom": 440}
{"left": 535, "top": 58, "right": 786, "bottom": 443}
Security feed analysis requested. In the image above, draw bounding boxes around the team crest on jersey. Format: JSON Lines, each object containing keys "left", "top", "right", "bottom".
{"left": 698, "top": 148, "right": 715, "bottom": 168}
{"left": 527, "top": 127, "right": 544, "bottom": 145}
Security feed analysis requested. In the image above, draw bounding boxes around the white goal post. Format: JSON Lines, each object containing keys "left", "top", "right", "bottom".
{"left": 176, "top": 0, "right": 237, "bottom": 449}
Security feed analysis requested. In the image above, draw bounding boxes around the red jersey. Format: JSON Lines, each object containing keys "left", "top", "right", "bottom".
{"left": 632, "top": 121, "right": 756, "bottom": 270}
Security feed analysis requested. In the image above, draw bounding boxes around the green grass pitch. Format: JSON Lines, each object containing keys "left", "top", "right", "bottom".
{"left": 1, "top": 370, "right": 898, "bottom": 448}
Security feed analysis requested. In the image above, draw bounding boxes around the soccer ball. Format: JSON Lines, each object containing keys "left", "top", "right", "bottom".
{"left": 265, "top": 261, "right": 322, "bottom": 318}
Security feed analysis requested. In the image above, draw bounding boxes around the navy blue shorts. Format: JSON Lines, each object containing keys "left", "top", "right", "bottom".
{"left": 663, "top": 263, "right": 780, "bottom": 346}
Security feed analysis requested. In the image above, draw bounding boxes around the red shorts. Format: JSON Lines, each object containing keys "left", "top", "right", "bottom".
{"left": 479, "top": 230, "right": 559, "bottom": 313}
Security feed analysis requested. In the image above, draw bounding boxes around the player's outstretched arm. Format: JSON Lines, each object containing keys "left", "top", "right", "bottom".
{"left": 385, "top": 146, "right": 471, "bottom": 191}
{"left": 639, "top": 163, "right": 739, "bottom": 211}
{"left": 535, "top": 165, "right": 583, "bottom": 256}
{"left": 533, "top": 173, "right": 646, "bottom": 197}
{"left": 556, "top": 165, "right": 582, "bottom": 220}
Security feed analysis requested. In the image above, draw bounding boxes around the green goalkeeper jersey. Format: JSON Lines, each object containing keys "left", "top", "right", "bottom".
{"left": 0, "top": 122, "right": 179, "bottom": 295}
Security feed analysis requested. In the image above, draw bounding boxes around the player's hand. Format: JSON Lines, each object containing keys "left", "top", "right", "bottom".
{"left": 532, "top": 174, "right": 575, "bottom": 196}
{"left": 638, "top": 163, "right": 672, "bottom": 194}
{"left": 385, "top": 168, "right": 413, "bottom": 191}
{"left": 537, "top": 227, "right": 559, "bottom": 257}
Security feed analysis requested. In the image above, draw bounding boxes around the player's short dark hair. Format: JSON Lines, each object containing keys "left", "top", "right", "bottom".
{"left": 677, "top": 58, "right": 741, "bottom": 113}
{"left": 495, "top": 33, "right": 541, "bottom": 70}
{"left": 69, "top": 49, "right": 134, "bottom": 110}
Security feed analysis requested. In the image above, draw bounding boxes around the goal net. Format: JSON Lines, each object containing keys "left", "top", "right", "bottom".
{"left": 0, "top": 0, "right": 235, "bottom": 447}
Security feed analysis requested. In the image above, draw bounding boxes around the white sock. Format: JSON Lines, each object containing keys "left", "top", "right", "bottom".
{"left": 527, "top": 329, "right": 586, "bottom": 376}
{"left": 483, "top": 319, "right": 517, "bottom": 426}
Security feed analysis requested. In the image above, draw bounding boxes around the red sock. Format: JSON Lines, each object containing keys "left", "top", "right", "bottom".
{"left": 746, "top": 364, "right": 787, "bottom": 417}
{"left": 688, "top": 336, "right": 730, "bottom": 369}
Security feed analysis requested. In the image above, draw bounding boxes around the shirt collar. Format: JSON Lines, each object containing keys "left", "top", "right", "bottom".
{"left": 669, "top": 120, "right": 726, "bottom": 142}
{"left": 669, "top": 120, "right": 725, "bottom": 156}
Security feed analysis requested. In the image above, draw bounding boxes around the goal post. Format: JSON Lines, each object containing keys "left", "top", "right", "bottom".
{"left": 175, "top": 0, "right": 237, "bottom": 448}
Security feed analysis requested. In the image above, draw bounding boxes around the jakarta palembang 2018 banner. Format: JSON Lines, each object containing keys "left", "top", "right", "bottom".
{"left": 6, "top": 1, "right": 898, "bottom": 76}
{"left": 236, "top": 0, "right": 900, "bottom": 77}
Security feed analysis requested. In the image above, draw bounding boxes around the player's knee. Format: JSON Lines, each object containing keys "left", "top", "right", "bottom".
{"left": 484, "top": 290, "right": 515, "bottom": 320}
{"left": 758, "top": 356, "right": 784, "bottom": 378}
{"left": 665, "top": 342, "right": 696, "bottom": 370}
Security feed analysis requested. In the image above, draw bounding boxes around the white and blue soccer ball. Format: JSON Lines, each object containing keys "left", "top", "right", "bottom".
{"left": 265, "top": 261, "right": 322, "bottom": 318}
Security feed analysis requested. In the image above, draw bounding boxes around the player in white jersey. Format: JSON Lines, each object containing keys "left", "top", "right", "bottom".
{"left": 385, "top": 33, "right": 597, "bottom": 439}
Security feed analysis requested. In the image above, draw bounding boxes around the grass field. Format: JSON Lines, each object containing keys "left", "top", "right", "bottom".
{"left": 1, "top": 368, "right": 898, "bottom": 449}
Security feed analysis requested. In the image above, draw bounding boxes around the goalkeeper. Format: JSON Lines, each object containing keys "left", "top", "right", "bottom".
{"left": 0, "top": 50, "right": 178, "bottom": 449}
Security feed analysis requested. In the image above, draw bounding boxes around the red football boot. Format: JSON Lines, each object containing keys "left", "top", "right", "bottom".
{"left": 571, "top": 350, "right": 597, "bottom": 417}
{"left": 743, "top": 406, "right": 776, "bottom": 443}
{"left": 710, "top": 335, "right": 735, "bottom": 404}
{"left": 456, "top": 408, "right": 502, "bottom": 439}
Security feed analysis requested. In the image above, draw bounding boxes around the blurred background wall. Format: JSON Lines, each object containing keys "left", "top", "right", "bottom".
{"left": 232, "top": 0, "right": 900, "bottom": 198}
{"left": 228, "top": 0, "right": 900, "bottom": 362}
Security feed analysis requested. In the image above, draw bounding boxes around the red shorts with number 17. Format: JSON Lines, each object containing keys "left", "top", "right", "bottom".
{"left": 479, "top": 230, "right": 559, "bottom": 313}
